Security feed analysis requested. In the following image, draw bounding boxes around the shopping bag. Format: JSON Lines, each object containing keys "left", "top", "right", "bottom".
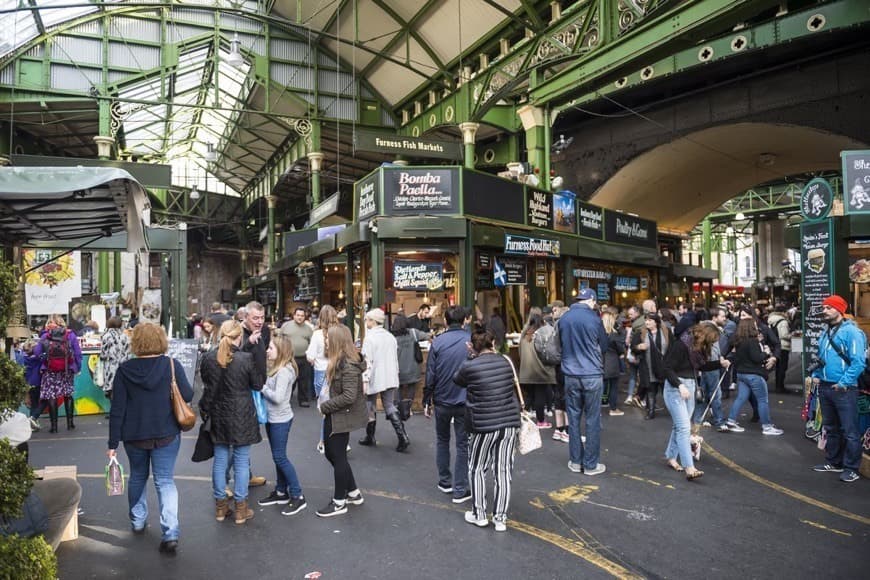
{"left": 518, "top": 412, "right": 542, "bottom": 455}
{"left": 105, "top": 456, "right": 125, "bottom": 496}
{"left": 191, "top": 419, "right": 215, "bottom": 462}
{"left": 252, "top": 390, "right": 268, "bottom": 424}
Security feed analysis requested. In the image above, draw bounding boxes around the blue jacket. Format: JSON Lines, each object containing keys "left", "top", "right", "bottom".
{"left": 423, "top": 325, "right": 470, "bottom": 407}
{"left": 557, "top": 303, "right": 608, "bottom": 378}
{"left": 108, "top": 356, "right": 193, "bottom": 449}
{"left": 812, "top": 319, "right": 867, "bottom": 388}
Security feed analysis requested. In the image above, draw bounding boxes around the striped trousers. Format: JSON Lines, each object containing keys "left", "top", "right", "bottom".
{"left": 467, "top": 427, "right": 518, "bottom": 523}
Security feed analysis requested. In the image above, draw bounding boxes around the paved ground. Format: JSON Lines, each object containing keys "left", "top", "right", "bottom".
{"left": 31, "top": 366, "right": 869, "bottom": 580}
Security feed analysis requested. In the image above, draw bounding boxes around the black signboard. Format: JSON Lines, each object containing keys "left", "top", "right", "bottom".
{"left": 613, "top": 276, "right": 640, "bottom": 292}
{"left": 294, "top": 263, "right": 319, "bottom": 301}
{"left": 596, "top": 283, "right": 611, "bottom": 302}
{"left": 841, "top": 150, "right": 870, "bottom": 215}
{"left": 577, "top": 201, "right": 604, "bottom": 240}
{"left": 800, "top": 178, "right": 833, "bottom": 221}
{"left": 309, "top": 192, "right": 340, "bottom": 225}
{"left": 392, "top": 261, "right": 444, "bottom": 291}
{"left": 355, "top": 172, "right": 379, "bottom": 221}
{"left": 526, "top": 189, "right": 553, "bottom": 229}
{"left": 167, "top": 339, "right": 199, "bottom": 388}
{"left": 504, "top": 234, "right": 560, "bottom": 258}
{"left": 463, "top": 170, "right": 526, "bottom": 224}
{"left": 384, "top": 168, "right": 458, "bottom": 214}
{"left": 535, "top": 272, "right": 547, "bottom": 287}
{"left": 284, "top": 229, "right": 318, "bottom": 255}
{"left": 476, "top": 271, "right": 495, "bottom": 290}
{"left": 498, "top": 257, "right": 527, "bottom": 285}
{"left": 604, "top": 211, "right": 657, "bottom": 248}
{"left": 478, "top": 253, "right": 492, "bottom": 269}
{"left": 800, "top": 219, "right": 834, "bottom": 377}
{"left": 572, "top": 268, "right": 611, "bottom": 281}
{"left": 353, "top": 127, "right": 462, "bottom": 160}
{"left": 256, "top": 285, "right": 277, "bottom": 306}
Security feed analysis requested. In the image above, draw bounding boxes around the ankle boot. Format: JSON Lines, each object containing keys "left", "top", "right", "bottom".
{"left": 645, "top": 393, "right": 656, "bottom": 420}
{"left": 399, "top": 399, "right": 412, "bottom": 421}
{"left": 358, "top": 420, "right": 376, "bottom": 446}
{"left": 64, "top": 397, "right": 75, "bottom": 430}
{"left": 387, "top": 412, "right": 410, "bottom": 452}
{"left": 215, "top": 498, "right": 232, "bottom": 522}
{"left": 48, "top": 399, "right": 59, "bottom": 433}
{"left": 234, "top": 500, "right": 254, "bottom": 525}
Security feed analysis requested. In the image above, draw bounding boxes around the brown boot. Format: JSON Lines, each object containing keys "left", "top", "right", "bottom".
{"left": 234, "top": 500, "right": 254, "bottom": 525}
{"left": 215, "top": 498, "right": 232, "bottom": 522}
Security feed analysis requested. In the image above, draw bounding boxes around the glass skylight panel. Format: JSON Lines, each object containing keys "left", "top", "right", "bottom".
{"left": 37, "top": 0, "right": 98, "bottom": 29}
{"left": 0, "top": 1, "right": 38, "bottom": 58}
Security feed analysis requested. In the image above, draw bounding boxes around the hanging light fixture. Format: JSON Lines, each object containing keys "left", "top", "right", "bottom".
{"left": 190, "top": 184, "right": 200, "bottom": 200}
{"left": 226, "top": 33, "right": 246, "bottom": 68}
{"left": 205, "top": 142, "right": 218, "bottom": 162}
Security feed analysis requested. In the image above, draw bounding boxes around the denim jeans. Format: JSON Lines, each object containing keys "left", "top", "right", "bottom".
{"left": 434, "top": 404, "right": 468, "bottom": 498}
{"left": 124, "top": 434, "right": 181, "bottom": 541}
{"left": 213, "top": 444, "right": 251, "bottom": 501}
{"left": 266, "top": 420, "right": 303, "bottom": 498}
{"left": 564, "top": 375, "right": 603, "bottom": 469}
{"left": 729, "top": 373, "right": 771, "bottom": 425}
{"left": 664, "top": 380, "right": 696, "bottom": 470}
{"left": 313, "top": 369, "right": 326, "bottom": 397}
{"left": 692, "top": 370, "right": 724, "bottom": 426}
{"left": 819, "top": 384, "right": 862, "bottom": 471}
{"left": 626, "top": 363, "right": 639, "bottom": 399}
{"left": 604, "top": 378, "right": 619, "bottom": 410}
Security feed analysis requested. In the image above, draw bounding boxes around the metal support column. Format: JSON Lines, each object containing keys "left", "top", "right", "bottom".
{"left": 370, "top": 233, "right": 384, "bottom": 308}
{"left": 308, "top": 152, "right": 324, "bottom": 207}
{"left": 98, "top": 252, "right": 110, "bottom": 293}
{"left": 701, "top": 217, "right": 712, "bottom": 270}
{"left": 113, "top": 251, "right": 122, "bottom": 293}
{"left": 344, "top": 251, "right": 354, "bottom": 336}
{"left": 459, "top": 122, "right": 480, "bottom": 169}
{"left": 266, "top": 195, "right": 277, "bottom": 268}
{"left": 174, "top": 225, "right": 188, "bottom": 337}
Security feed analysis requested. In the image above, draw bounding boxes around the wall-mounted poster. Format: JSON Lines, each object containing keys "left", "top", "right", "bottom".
{"left": 552, "top": 192, "right": 576, "bottom": 233}
{"left": 23, "top": 249, "right": 82, "bottom": 315}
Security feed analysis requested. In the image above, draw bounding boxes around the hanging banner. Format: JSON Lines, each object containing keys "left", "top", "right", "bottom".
{"left": 552, "top": 192, "right": 576, "bottom": 233}
{"left": 392, "top": 262, "right": 444, "bottom": 291}
{"left": 577, "top": 201, "right": 604, "bottom": 240}
{"left": 384, "top": 168, "right": 458, "bottom": 214}
{"left": 353, "top": 128, "right": 462, "bottom": 160}
{"left": 504, "top": 234, "right": 560, "bottom": 258}
{"left": 800, "top": 178, "right": 833, "bottom": 221}
{"left": 526, "top": 189, "right": 553, "bottom": 229}
{"left": 841, "top": 150, "right": 870, "bottom": 214}
{"left": 800, "top": 219, "right": 834, "bottom": 377}
{"left": 23, "top": 249, "right": 82, "bottom": 316}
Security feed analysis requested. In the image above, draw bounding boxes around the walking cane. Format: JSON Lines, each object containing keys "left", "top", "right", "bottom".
{"left": 698, "top": 370, "right": 729, "bottom": 424}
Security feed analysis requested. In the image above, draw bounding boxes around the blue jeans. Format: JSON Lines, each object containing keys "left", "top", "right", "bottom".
{"left": 124, "top": 434, "right": 180, "bottom": 541}
{"left": 313, "top": 370, "right": 326, "bottom": 397}
{"left": 664, "top": 380, "right": 696, "bottom": 470}
{"left": 434, "top": 404, "right": 468, "bottom": 498}
{"left": 626, "top": 364, "right": 639, "bottom": 399}
{"left": 819, "top": 384, "right": 862, "bottom": 471}
{"left": 266, "top": 420, "right": 303, "bottom": 498}
{"left": 213, "top": 444, "right": 251, "bottom": 501}
{"left": 729, "top": 373, "right": 771, "bottom": 425}
{"left": 564, "top": 376, "right": 603, "bottom": 469}
{"left": 693, "top": 370, "right": 724, "bottom": 426}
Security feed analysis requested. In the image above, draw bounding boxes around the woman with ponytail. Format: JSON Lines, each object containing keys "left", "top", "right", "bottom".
{"left": 200, "top": 320, "right": 263, "bottom": 525}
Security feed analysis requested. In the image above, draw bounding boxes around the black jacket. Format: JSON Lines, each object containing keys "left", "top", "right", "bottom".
{"left": 242, "top": 324, "right": 270, "bottom": 383}
{"left": 662, "top": 336, "right": 698, "bottom": 387}
{"left": 604, "top": 331, "right": 625, "bottom": 379}
{"left": 631, "top": 326, "right": 672, "bottom": 388}
{"left": 200, "top": 347, "right": 263, "bottom": 446}
{"left": 453, "top": 353, "right": 521, "bottom": 433}
{"left": 733, "top": 339, "right": 769, "bottom": 378}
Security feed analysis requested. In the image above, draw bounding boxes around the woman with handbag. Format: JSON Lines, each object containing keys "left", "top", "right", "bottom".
{"left": 391, "top": 313, "right": 426, "bottom": 423}
{"left": 519, "top": 312, "right": 556, "bottom": 428}
{"left": 453, "top": 324, "right": 521, "bottom": 532}
{"left": 200, "top": 320, "right": 264, "bottom": 525}
{"left": 107, "top": 323, "right": 193, "bottom": 554}
{"left": 631, "top": 314, "right": 671, "bottom": 420}
{"left": 316, "top": 324, "right": 368, "bottom": 517}
{"left": 257, "top": 334, "right": 307, "bottom": 516}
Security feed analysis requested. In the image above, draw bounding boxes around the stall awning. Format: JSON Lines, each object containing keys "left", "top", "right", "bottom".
{"left": 0, "top": 166, "right": 150, "bottom": 252}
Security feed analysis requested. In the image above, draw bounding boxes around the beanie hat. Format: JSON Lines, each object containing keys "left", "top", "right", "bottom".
{"left": 821, "top": 295, "right": 848, "bottom": 315}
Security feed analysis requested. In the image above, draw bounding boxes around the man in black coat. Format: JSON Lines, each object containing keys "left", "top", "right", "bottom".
{"left": 234, "top": 300, "right": 270, "bottom": 488}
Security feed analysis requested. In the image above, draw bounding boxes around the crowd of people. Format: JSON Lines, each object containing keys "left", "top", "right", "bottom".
{"left": 6, "top": 290, "right": 866, "bottom": 557}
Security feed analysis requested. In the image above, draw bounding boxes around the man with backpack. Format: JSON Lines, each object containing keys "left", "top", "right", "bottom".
{"left": 33, "top": 316, "right": 82, "bottom": 434}
{"left": 536, "top": 301, "right": 569, "bottom": 441}
{"left": 767, "top": 304, "right": 793, "bottom": 393}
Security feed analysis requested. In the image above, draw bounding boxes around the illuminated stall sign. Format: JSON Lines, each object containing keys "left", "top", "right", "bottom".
{"left": 572, "top": 268, "right": 611, "bottom": 281}
{"left": 504, "top": 234, "right": 560, "bottom": 258}
{"left": 392, "top": 262, "right": 444, "bottom": 291}
{"left": 384, "top": 168, "right": 458, "bottom": 214}
{"left": 613, "top": 276, "right": 640, "bottom": 291}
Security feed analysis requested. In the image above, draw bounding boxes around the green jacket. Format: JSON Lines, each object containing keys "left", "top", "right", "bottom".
{"left": 320, "top": 357, "right": 369, "bottom": 434}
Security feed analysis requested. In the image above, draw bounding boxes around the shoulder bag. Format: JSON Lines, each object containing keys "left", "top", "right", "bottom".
{"left": 502, "top": 354, "right": 542, "bottom": 455}
{"left": 169, "top": 357, "right": 196, "bottom": 431}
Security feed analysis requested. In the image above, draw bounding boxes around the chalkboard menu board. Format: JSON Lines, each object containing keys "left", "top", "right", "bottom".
{"left": 256, "top": 285, "right": 278, "bottom": 305}
{"left": 294, "top": 263, "right": 319, "bottom": 301}
{"left": 167, "top": 339, "right": 199, "bottom": 388}
{"left": 596, "top": 283, "right": 611, "bottom": 302}
{"left": 841, "top": 150, "right": 870, "bottom": 215}
{"left": 500, "top": 258, "right": 527, "bottom": 285}
{"left": 800, "top": 219, "right": 833, "bottom": 376}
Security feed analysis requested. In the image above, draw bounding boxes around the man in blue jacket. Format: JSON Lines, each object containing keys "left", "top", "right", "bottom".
{"left": 811, "top": 295, "right": 867, "bottom": 483}
{"left": 423, "top": 305, "right": 472, "bottom": 503}
{"left": 558, "top": 289, "right": 609, "bottom": 475}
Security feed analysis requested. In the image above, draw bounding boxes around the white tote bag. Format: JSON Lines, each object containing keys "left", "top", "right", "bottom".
{"left": 502, "top": 355, "right": 542, "bottom": 455}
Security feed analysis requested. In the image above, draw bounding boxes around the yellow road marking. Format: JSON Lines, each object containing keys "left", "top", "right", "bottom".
{"left": 800, "top": 519, "right": 852, "bottom": 537}
{"left": 619, "top": 473, "right": 675, "bottom": 490}
{"left": 548, "top": 484, "right": 598, "bottom": 504}
{"left": 703, "top": 442, "right": 870, "bottom": 526}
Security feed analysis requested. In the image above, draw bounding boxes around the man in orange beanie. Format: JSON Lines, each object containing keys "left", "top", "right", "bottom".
{"left": 811, "top": 294, "right": 867, "bottom": 483}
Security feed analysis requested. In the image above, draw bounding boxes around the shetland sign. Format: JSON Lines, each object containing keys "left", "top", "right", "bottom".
{"left": 504, "top": 234, "right": 560, "bottom": 258}
{"left": 392, "top": 262, "right": 444, "bottom": 291}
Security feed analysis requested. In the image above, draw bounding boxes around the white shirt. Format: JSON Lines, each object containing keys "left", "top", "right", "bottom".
{"left": 306, "top": 328, "right": 329, "bottom": 371}
{"left": 361, "top": 325, "right": 400, "bottom": 394}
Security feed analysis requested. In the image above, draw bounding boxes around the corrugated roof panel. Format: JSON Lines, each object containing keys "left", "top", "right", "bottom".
{"left": 50, "top": 64, "right": 102, "bottom": 93}
{"left": 109, "top": 16, "right": 161, "bottom": 43}
{"left": 109, "top": 42, "right": 160, "bottom": 70}
{"left": 270, "top": 62, "right": 314, "bottom": 90}
{"left": 53, "top": 36, "right": 103, "bottom": 66}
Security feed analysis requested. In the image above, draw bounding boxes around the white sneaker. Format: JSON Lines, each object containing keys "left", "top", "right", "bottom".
{"left": 29, "top": 418, "right": 40, "bottom": 431}
{"left": 725, "top": 420, "right": 745, "bottom": 433}
{"left": 552, "top": 430, "right": 562, "bottom": 441}
{"left": 493, "top": 519, "right": 507, "bottom": 532}
{"left": 584, "top": 463, "right": 606, "bottom": 476}
{"left": 568, "top": 461, "right": 583, "bottom": 473}
{"left": 624, "top": 396, "right": 634, "bottom": 406}
{"left": 762, "top": 424, "right": 784, "bottom": 436}
{"left": 464, "top": 511, "right": 488, "bottom": 527}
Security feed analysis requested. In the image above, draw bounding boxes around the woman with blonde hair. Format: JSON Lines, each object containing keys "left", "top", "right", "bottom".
{"left": 315, "top": 324, "right": 368, "bottom": 517}
{"left": 602, "top": 311, "right": 626, "bottom": 416}
{"left": 306, "top": 305, "right": 339, "bottom": 452}
{"left": 200, "top": 320, "right": 263, "bottom": 525}
{"left": 257, "top": 334, "right": 306, "bottom": 515}
{"left": 107, "top": 323, "right": 193, "bottom": 554}
{"left": 33, "top": 314, "right": 82, "bottom": 433}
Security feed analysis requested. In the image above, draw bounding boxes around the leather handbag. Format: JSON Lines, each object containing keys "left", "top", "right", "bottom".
{"left": 502, "top": 355, "right": 542, "bottom": 455}
{"left": 169, "top": 357, "right": 196, "bottom": 432}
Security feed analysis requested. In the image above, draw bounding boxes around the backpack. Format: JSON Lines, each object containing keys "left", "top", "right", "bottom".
{"left": 43, "top": 329, "right": 72, "bottom": 372}
{"left": 533, "top": 323, "right": 561, "bottom": 366}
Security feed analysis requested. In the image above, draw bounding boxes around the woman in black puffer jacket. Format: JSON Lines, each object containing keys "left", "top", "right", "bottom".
{"left": 453, "top": 325, "right": 521, "bottom": 533}
{"left": 200, "top": 320, "right": 264, "bottom": 525}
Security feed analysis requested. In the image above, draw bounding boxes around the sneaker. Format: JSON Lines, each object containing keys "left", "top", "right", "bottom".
{"left": 29, "top": 417, "right": 40, "bottom": 432}
{"left": 552, "top": 430, "right": 563, "bottom": 441}
{"left": 437, "top": 484, "right": 453, "bottom": 494}
{"left": 568, "top": 461, "right": 583, "bottom": 473}
{"left": 813, "top": 463, "right": 844, "bottom": 473}
{"left": 346, "top": 444, "right": 352, "bottom": 452}
{"left": 536, "top": 421, "right": 552, "bottom": 429}
{"left": 624, "top": 396, "right": 634, "bottom": 406}
{"left": 258, "top": 491, "right": 290, "bottom": 506}
{"left": 702, "top": 421, "right": 712, "bottom": 427}
{"left": 839, "top": 470, "right": 860, "bottom": 483}
{"left": 609, "top": 409, "right": 624, "bottom": 416}
{"left": 346, "top": 490, "right": 365, "bottom": 506}
{"left": 762, "top": 424, "right": 783, "bottom": 436}
{"left": 729, "top": 383, "right": 736, "bottom": 391}
{"left": 493, "top": 519, "right": 507, "bottom": 532}
{"left": 452, "top": 491, "right": 472, "bottom": 504}
{"left": 581, "top": 435, "right": 586, "bottom": 444}
{"left": 545, "top": 409, "right": 554, "bottom": 417}
{"left": 584, "top": 463, "right": 606, "bottom": 476}
{"left": 716, "top": 424, "right": 731, "bottom": 433}
{"left": 281, "top": 496, "right": 307, "bottom": 516}
{"left": 464, "top": 511, "right": 488, "bottom": 527}
{"left": 315, "top": 501, "right": 348, "bottom": 518}
{"left": 557, "top": 430, "right": 570, "bottom": 443}
{"left": 725, "top": 420, "right": 745, "bottom": 433}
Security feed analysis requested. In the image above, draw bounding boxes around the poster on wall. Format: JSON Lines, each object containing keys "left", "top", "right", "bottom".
{"left": 527, "top": 189, "right": 553, "bottom": 229}
{"left": 23, "top": 249, "right": 82, "bottom": 315}
{"left": 294, "top": 262, "right": 319, "bottom": 301}
{"left": 140, "top": 288, "right": 162, "bottom": 324}
{"left": 552, "top": 192, "right": 576, "bottom": 233}
{"left": 392, "top": 262, "right": 444, "bottom": 291}
{"left": 494, "top": 258, "right": 527, "bottom": 286}
{"left": 800, "top": 219, "right": 833, "bottom": 376}
{"left": 384, "top": 168, "right": 457, "bottom": 214}
{"left": 841, "top": 150, "right": 870, "bottom": 214}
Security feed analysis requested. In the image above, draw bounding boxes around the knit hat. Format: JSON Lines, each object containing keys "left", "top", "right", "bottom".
{"left": 365, "top": 308, "right": 386, "bottom": 324}
{"left": 821, "top": 295, "right": 848, "bottom": 315}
